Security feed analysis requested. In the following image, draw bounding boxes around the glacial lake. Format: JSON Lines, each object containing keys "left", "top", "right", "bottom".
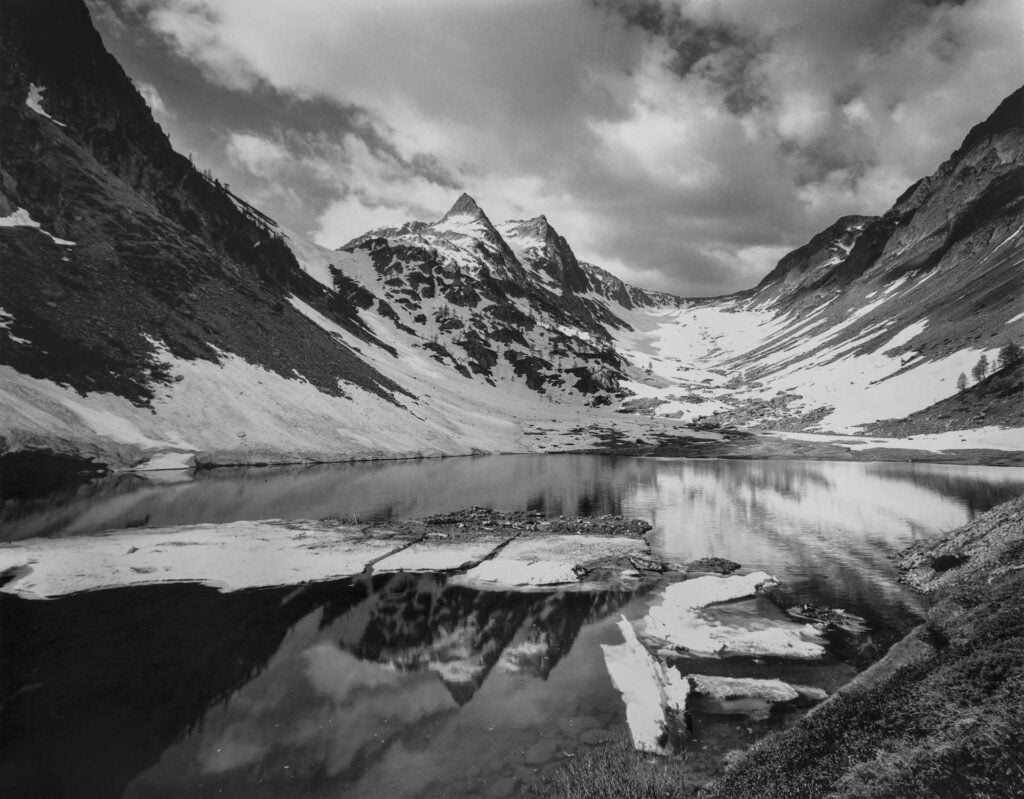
{"left": 3, "top": 454, "right": 1024, "bottom": 798}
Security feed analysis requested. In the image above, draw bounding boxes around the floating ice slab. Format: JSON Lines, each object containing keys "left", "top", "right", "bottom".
{"left": 642, "top": 572, "right": 825, "bottom": 658}
{"left": 0, "top": 520, "right": 406, "bottom": 599}
{"left": 455, "top": 558, "right": 582, "bottom": 586}
{"left": 690, "top": 674, "right": 827, "bottom": 702}
{"left": 688, "top": 674, "right": 828, "bottom": 720}
{"left": 654, "top": 571, "right": 779, "bottom": 611}
{"left": 373, "top": 536, "right": 511, "bottom": 573}
{"left": 454, "top": 534, "right": 647, "bottom": 587}
{"left": 601, "top": 617, "right": 690, "bottom": 754}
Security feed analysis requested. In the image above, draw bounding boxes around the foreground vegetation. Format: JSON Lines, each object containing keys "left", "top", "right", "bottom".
{"left": 700, "top": 495, "right": 1024, "bottom": 799}
{"left": 541, "top": 732, "right": 689, "bottom": 799}
{"left": 546, "top": 496, "right": 1024, "bottom": 798}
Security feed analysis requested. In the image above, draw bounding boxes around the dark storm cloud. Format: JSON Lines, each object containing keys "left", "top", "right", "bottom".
{"left": 88, "top": 0, "right": 1021, "bottom": 296}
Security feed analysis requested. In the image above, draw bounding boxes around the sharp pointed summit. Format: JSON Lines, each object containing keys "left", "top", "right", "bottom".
{"left": 441, "top": 192, "right": 486, "bottom": 222}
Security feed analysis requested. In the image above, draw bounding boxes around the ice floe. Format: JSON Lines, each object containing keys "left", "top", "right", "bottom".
{"left": 687, "top": 675, "right": 827, "bottom": 720}
{"left": 601, "top": 616, "right": 690, "bottom": 754}
{"left": 452, "top": 534, "right": 647, "bottom": 588}
{"left": 374, "top": 537, "right": 510, "bottom": 574}
{"left": 0, "top": 520, "right": 406, "bottom": 599}
{"left": 641, "top": 572, "right": 826, "bottom": 658}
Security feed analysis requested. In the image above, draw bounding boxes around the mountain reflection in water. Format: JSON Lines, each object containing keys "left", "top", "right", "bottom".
{"left": 2, "top": 454, "right": 1023, "bottom": 797}
{"left": 4, "top": 455, "right": 1023, "bottom": 546}
{"left": 0, "top": 573, "right": 639, "bottom": 799}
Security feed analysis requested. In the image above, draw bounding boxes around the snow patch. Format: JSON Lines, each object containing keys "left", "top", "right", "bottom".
{"left": 0, "top": 208, "right": 75, "bottom": 245}
{"left": 25, "top": 83, "right": 67, "bottom": 127}
{"left": 133, "top": 451, "right": 196, "bottom": 471}
{"left": 0, "top": 307, "right": 30, "bottom": 344}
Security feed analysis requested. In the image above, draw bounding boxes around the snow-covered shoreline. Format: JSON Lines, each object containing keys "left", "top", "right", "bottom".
{"left": 0, "top": 513, "right": 651, "bottom": 600}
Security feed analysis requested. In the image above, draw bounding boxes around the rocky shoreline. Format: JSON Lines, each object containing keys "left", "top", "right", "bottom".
{"left": 695, "top": 495, "right": 1024, "bottom": 798}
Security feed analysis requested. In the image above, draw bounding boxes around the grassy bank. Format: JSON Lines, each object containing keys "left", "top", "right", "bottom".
{"left": 699, "top": 495, "right": 1024, "bottom": 799}
{"left": 545, "top": 496, "right": 1024, "bottom": 799}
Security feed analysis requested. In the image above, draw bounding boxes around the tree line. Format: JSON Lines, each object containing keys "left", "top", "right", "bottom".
{"left": 957, "top": 342, "right": 1023, "bottom": 392}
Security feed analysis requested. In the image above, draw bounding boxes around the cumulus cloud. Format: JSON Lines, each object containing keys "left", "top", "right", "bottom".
{"left": 112, "top": 0, "right": 1022, "bottom": 295}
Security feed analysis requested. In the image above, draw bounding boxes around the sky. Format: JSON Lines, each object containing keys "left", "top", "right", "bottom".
{"left": 88, "top": 0, "right": 1022, "bottom": 296}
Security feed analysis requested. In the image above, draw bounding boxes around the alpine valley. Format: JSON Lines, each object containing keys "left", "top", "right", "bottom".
{"left": 1, "top": 0, "right": 1022, "bottom": 473}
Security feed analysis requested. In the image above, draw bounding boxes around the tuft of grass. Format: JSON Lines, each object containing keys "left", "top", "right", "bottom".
{"left": 539, "top": 733, "right": 689, "bottom": 799}
{"left": 698, "top": 496, "right": 1024, "bottom": 799}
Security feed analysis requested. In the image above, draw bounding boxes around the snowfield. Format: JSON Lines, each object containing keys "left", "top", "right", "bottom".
{"left": 1, "top": 192, "right": 1019, "bottom": 470}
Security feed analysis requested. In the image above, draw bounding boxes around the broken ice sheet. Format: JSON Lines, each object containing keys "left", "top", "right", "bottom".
{"left": 687, "top": 674, "right": 828, "bottom": 721}
{"left": 640, "top": 572, "right": 826, "bottom": 659}
{"left": 600, "top": 616, "right": 690, "bottom": 755}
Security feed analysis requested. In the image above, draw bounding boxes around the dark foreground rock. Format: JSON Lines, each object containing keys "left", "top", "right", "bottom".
{"left": 698, "top": 495, "right": 1024, "bottom": 799}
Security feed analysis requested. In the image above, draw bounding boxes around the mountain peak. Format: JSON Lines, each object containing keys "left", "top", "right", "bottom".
{"left": 441, "top": 192, "right": 484, "bottom": 221}
{"left": 499, "top": 215, "right": 551, "bottom": 240}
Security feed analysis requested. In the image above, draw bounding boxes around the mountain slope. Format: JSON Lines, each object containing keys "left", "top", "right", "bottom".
{"left": 0, "top": 0, "right": 574, "bottom": 468}
{"left": 0, "top": 0, "right": 1019, "bottom": 470}
{"left": 612, "top": 86, "right": 1023, "bottom": 433}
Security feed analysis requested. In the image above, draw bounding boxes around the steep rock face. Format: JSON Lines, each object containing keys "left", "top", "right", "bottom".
{"left": 753, "top": 215, "right": 876, "bottom": 306}
{"left": 0, "top": 0, "right": 577, "bottom": 467}
{"left": 0, "top": 0, "right": 403, "bottom": 407}
{"left": 0, "top": 0, "right": 1019, "bottom": 466}
{"left": 609, "top": 87, "right": 1022, "bottom": 434}
{"left": 327, "top": 194, "right": 634, "bottom": 400}
{"left": 497, "top": 215, "right": 591, "bottom": 295}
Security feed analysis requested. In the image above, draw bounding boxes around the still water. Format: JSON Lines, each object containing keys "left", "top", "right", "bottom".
{"left": 2, "top": 455, "right": 1023, "bottom": 798}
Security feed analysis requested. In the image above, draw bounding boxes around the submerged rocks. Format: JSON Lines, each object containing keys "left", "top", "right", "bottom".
{"left": 784, "top": 604, "right": 870, "bottom": 633}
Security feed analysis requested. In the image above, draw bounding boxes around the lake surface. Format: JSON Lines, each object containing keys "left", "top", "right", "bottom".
{"left": 2, "top": 454, "right": 1024, "bottom": 798}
